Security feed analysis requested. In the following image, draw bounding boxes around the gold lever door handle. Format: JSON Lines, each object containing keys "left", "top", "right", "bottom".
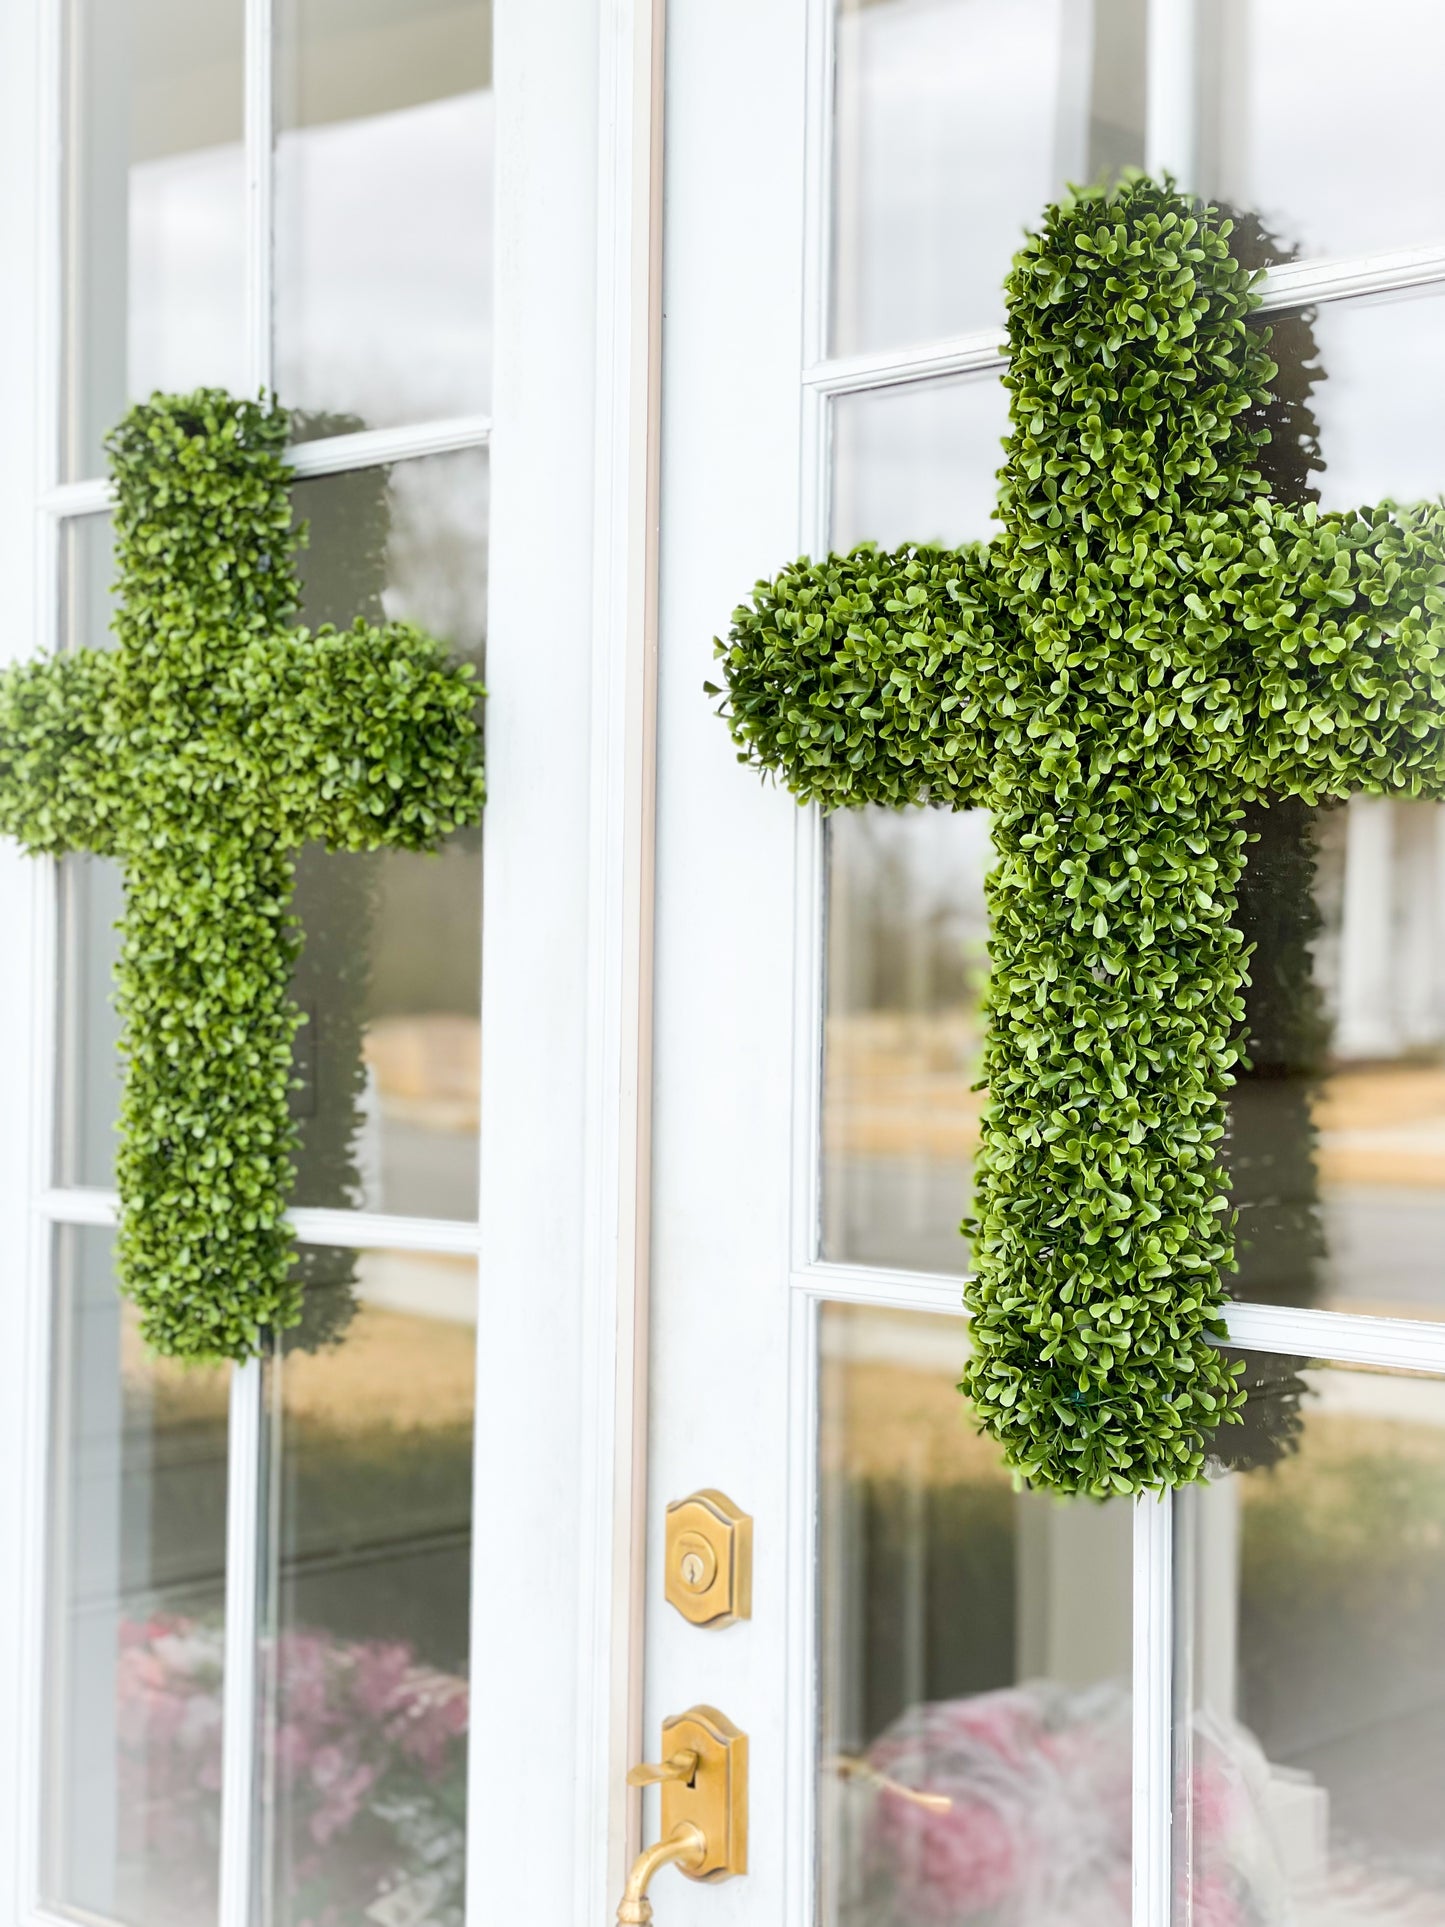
{"left": 626, "top": 1749, "right": 699, "bottom": 1788}
{"left": 831, "top": 1753, "right": 954, "bottom": 1813}
{"left": 613, "top": 1707, "right": 747, "bottom": 1922}
{"left": 616, "top": 1823, "right": 707, "bottom": 1924}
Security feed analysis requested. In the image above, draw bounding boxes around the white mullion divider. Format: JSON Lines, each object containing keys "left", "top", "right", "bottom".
{"left": 1133, "top": 1494, "right": 1174, "bottom": 1927}
{"left": 219, "top": 2, "right": 279, "bottom": 1920}
{"left": 243, "top": 0, "right": 275, "bottom": 396}
{"left": 36, "top": 1189, "right": 486, "bottom": 1256}
{"left": 802, "top": 253, "right": 1445, "bottom": 403}
{"left": 40, "top": 413, "right": 495, "bottom": 521}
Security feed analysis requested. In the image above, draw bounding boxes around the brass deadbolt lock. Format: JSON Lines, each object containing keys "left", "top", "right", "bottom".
{"left": 664, "top": 1489, "right": 752, "bottom": 1627}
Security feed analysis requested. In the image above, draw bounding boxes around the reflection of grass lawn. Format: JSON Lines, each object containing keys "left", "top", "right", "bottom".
{"left": 124, "top": 1301, "right": 476, "bottom": 1665}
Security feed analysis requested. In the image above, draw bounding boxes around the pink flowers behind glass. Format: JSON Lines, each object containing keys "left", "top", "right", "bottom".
{"left": 115, "top": 1614, "right": 468, "bottom": 1924}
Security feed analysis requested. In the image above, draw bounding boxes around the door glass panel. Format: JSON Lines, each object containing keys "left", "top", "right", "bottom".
{"left": 1176, "top": 1353, "right": 1445, "bottom": 1923}
{"left": 824, "top": 811, "right": 988, "bottom": 1273}
{"left": 275, "top": 0, "right": 494, "bottom": 435}
{"left": 1195, "top": 0, "right": 1445, "bottom": 270}
{"left": 42, "top": 1225, "right": 231, "bottom": 1927}
{"left": 823, "top": 375, "right": 1004, "bottom": 1274}
{"left": 262, "top": 1246, "right": 475, "bottom": 1925}
{"left": 819, "top": 1304, "right": 1132, "bottom": 1927}
{"left": 831, "top": 371, "right": 1010, "bottom": 554}
{"left": 823, "top": 306, "right": 1445, "bottom": 1306}
{"left": 831, "top": 0, "right": 1147, "bottom": 356}
{"left": 57, "top": 452, "right": 488, "bottom": 1222}
{"left": 63, "top": 0, "right": 247, "bottom": 481}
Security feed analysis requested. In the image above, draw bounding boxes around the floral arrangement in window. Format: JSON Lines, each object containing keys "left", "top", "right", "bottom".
{"left": 116, "top": 1614, "right": 468, "bottom": 1927}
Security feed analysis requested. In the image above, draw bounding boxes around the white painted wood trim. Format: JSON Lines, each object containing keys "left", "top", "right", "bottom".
{"left": 39, "top": 414, "right": 495, "bottom": 518}
{"left": 36, "top": 1190, "right": 486, "bottom": 1254}
{"left": 0, "top": 2, "right": 59, "bottom": 1919}
{"left": 573, "top": 0, "right": 666, "bottom": 1913}
{"left": 217, "top": 1359, "right": 265, "bottom": 1927}
{"left": 802, "top": 251, "right": 1445, "bottom": 403}
{"left": 243, "top": 0, "right": 275, "bottom": 394}
{"left": 1132, "top": 1495, "right": 1175, "bottom": 1927}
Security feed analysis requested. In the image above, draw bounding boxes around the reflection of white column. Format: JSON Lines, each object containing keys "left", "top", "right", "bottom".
{"left": 1190, "top": 1476, "right": 1239, "bottom": 1723}
{"left": 1336, "top": 795, "right": 1397, "bottom": 1058}
{"left": 1146, "top": 0, "right": 1200, "bottom": 185}
{"left": 1014, "top": 1490, "right": 1132, "bottom": 1685}
{"left": 1396, "top": 803, "right": 1442, "bottom": 1048}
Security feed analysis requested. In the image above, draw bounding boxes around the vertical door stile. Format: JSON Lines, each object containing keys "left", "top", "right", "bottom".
{"left": 218, "top": 5, "right": 277, "bottom": 1919}
{"left": 1133, "top": 1493, "right": 1174, "bottom": 1927}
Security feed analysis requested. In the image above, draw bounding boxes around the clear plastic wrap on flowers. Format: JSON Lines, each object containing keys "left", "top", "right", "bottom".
{"left": 843, "top": 1680, "right": 1288, "bottom": 1926}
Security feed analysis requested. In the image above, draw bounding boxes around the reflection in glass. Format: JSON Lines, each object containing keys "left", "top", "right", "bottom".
{"left": 291, "top": 450, "right": 488, "bottom": 1220}
{"left": 824, "top": 812, "right": 989, "bottom": 1272}
{"left": 42, "top": 1226, "right": 231, "bottom": 1927}
{"left": 263, "top": 1248, "right": 475, "bottom": 1926}
{"left": 820, "top": 1305, "right": 1132, "bottom": 1927}
{"left": 831, "top": 0, "right": 1147, "bottom": 355}
{"left": 56, "top": 452, "right": 488, "bottom": 1221}
{"left": 1195, "top": 0, "right": 1445, "bottom": 270}
{"left": 832, "top": 373, "right": 1010, "bottom": 555}
{"left": 275, "top": 0, "right": 494, "bottom": 433}
{"left": 63, "top": 0, "right": 247, "bottom": 479}
{"left": 1177, "top": 1355, "right": 1445, "bottom": 1923}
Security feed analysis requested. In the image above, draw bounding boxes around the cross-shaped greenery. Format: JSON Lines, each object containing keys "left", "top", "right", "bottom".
{"left": 0, "top": 392, "right": 486, "bottom": 1363}
{"left": 714, "top": 178, "right": 1445, "bottom": 1495}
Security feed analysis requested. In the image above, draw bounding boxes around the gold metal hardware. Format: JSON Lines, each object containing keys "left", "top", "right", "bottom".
{"left": 664, "top": 1490, "right": 752, "bottom": 1626}
{"left": 627, "top": 1749, "right": 699, "bottom": 1789}
{"left": 831, "top": 1753, "right": 953, "bottom": 1813}
{"left": 614, "top": 1706, "right": 748, "bottom": 1921}
{"left": 616, "top": 1824, "right": 707, "bottom": 1924}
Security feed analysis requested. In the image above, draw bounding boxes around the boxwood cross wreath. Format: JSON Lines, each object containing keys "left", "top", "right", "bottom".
{"left": 0, "top": 391, "right": 486, "bottom": 1363}
{"left": 713, "top": 176, "right": 1445, "bottom": 1495}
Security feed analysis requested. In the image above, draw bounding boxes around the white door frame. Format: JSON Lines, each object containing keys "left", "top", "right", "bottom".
{"left": 0, "top": 0, "right": 664, "bottom": 1922}
{"left": 647, "top": 6, "right": 1445, "bottom": 1927}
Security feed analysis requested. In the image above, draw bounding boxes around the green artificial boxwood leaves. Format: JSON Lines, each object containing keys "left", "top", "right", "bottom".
{"left": 714, "top": 177, "right": 1445, "bottom": 1495}
{"left": 0, "top": 391, "right": 486, "bottom": 1362}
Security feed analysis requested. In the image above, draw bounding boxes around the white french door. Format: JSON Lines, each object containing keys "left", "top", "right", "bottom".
{"left": 643, "top": 4, "right": 1445, "bottom": 1925}
{"left": 0, "top": 3, "right": 646, "bottom": 1925}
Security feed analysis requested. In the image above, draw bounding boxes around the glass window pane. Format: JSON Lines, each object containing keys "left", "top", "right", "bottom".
{"left": 831, "top": 0, "right": 1147, "bottom": 356}
{"left": 42, "top": 1225, "right": 231, "bottom": 1926}
{"left": 1195, "top": 0, "right": 1445, "bottom": 271}
{"left": 263, "top": 1247, "right": 475, "bottom": 1924}
{"left": 1228, "top": 286, "right": 1445, "bottom": 1320}
{"left": 824, "top": 812, "right": 989, "bottom": 1273}
{"left": 1176, "top": 1354, "right": 1445, "bottom": 1923}
{"left": 819, "top": 1303, "right": 1131, "bottom": 1927}
{"left": 56, "top": 451, "right": 488, "bottom": 1222}
{"left": 63, "top": 0, "right": 246, "bottom": 481}
{"left": 832, "top": 374, "right": 1010, "bottom": 553}
{"left": 823, "top": 376, "right": 1004, "bottom": 1273}
{"left": 275, "top": 0, "right": 494, "bottom": 435}
{"left": 291, "top": 449, "right": 488, "bottom": 1219}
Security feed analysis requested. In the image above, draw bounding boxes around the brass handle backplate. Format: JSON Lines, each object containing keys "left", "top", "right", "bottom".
{"left": 614, "top": 1706, "right": 748, "bottom": 1922}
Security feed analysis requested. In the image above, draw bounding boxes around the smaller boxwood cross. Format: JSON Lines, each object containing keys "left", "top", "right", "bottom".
{"left": 0, "top": 391, "right": 486, "bottom": 1363}
{"left": 714, "top": 177, "right": 1445, "bottom": 1495}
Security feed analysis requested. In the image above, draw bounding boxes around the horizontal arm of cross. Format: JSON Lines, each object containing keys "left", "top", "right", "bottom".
{"left": 0, "top": 647, "right": 125, "bottom": 857}
{"left": 1232, "top": 497, "right": 1445, "bottom": 800}
{"left": 711, "top": 542, "right": 1013, "bottom": 812}
{"left": 255, "top": 620, "right": 486, "bottom": 851}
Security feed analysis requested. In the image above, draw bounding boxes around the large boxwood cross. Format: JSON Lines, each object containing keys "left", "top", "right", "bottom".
{"left": 714, "top": 177, "right": 1445, "bottom": 1494}
{"left": 0, "top": 392, "right": 485, "bottom": 1363}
